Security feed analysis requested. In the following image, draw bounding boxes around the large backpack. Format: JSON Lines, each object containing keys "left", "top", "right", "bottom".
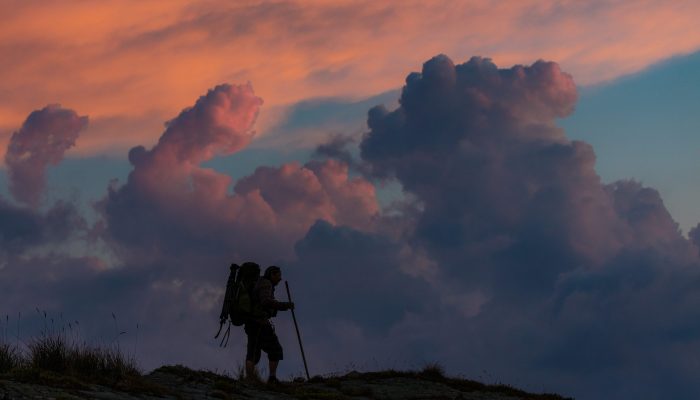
{"left": 222, "top": 261, "right": 261, "bottom": 325}
{"left": 216, "top": 262, "right": 261, "bottom": 346}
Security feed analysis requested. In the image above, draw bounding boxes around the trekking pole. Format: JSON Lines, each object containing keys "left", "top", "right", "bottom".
{"left": 285, "top": 280, "right": 310, "bottom": 380}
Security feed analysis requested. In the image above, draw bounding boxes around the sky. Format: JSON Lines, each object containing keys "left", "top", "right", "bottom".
{"left": 2, "top": 1, "right": 700, "bottom": 399}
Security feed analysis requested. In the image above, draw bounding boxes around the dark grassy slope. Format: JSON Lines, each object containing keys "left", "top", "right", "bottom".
{"left": 1, "top": 329, "right": 571, "bottom": 399}
{"left": 1, "top": 345, "right": 572, "bottom": 399}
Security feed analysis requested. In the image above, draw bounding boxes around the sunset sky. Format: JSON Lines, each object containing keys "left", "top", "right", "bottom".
{"left": 2, "top": 2, "right": 700, "bottom": 399}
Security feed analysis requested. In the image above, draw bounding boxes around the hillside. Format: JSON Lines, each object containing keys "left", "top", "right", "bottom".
{"left": 0, "top": 364, "right": 571, "bottom": 400}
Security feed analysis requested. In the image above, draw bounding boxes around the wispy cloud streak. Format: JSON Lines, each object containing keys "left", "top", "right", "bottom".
{"left": 2, "top": 1, "right": 700, "bottom": 155}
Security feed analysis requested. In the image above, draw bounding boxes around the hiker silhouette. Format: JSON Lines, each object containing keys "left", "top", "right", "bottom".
{"left": 244, "top": 265, "right": 294, "bottom": 383}
{"left": 216, "top": 262, "right": 294, "bottom": 383}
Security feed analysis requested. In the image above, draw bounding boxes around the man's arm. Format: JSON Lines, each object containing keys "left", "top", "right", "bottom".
{"left": 258, "top": 280, "right": 293, "bottom": 311}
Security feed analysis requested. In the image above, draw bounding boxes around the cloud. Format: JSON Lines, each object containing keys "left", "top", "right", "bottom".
{"left": 3, "top": 52, "right": 700, "bottom": 399}
{"left": 235, "top": 159, "right": 378, "bottom": 233}
{"left": 606, "top": 180, "right": 692, "bottom": 256}
{"left": 290, "top": 220, "right": 434, "bottom": 331}
{"left": 313, "top": 134, "right": 356, "bottom": 165}
{"left": 3, "top": 1, "right": 700, "bottom": 157}
{"left": 100, "top": 83, "right": 379, "bottom": 266}
{"left": 689, "top": 224, "right": 700, "bottom": 249}
{"left": 352, "top": 54, "right": 700, "bottom": 399}
{"left": 60, "top": 56, "right": 700, "bottom": 398}
{"left": 277, "top": 220, "right": 444, "bottom": 372}
{"left": 0, "top": 198, "right": 86, "bottom": 265}
{"left": 361, "top": 56, "right": 619, "bottom": 285}
{"left": 4, "top": 105, "right": 87, "bottom": 207}
{"left": 39, "top": 82, "right": 383, "bottom": 372}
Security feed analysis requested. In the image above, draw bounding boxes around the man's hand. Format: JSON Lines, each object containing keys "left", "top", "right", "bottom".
{"left": 280, "top": 302, "right": 295, "bottom": 311}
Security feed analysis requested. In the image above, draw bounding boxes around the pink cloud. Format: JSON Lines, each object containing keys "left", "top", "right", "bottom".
{"left": 4, "top": 104, "right": 87, "bottom": 207}
{"left": 235, "top": 159, "right": 378, "bottom": 234}
{"left": 2, "top": 1, "right": 700, "bottom": 156}
{"left": 3, "top": 52, "right": 700, "bottom": 399}
{"left": 101, "top": 83, "right": 378, "bottom": 263}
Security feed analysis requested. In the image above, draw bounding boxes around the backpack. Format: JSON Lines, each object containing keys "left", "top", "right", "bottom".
{"left": 215, "top": 262, "right": 261, "bottom": 346}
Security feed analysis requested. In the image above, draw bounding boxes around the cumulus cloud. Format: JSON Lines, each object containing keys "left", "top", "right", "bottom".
{"left": 352, "top": 54, "right": 700, "bottom": 399}
{"left": 4, "top": 54, "right": 700, "bottom": 399}
{"left": 361, "top": 55, "right": 619, "bottom": 293}
{"left": 4, "top": 104, "right": 87, "bottom": 207}
{"left": 101, "top": 83, "right": 379, "bottom": 268}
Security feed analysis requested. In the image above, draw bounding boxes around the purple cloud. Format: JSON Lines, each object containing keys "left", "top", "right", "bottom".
{"left": 3, "top": 55, "right": 700, "bottom": 399}
{"left": 101, "top": 83, "right": 379, "bottom": 268}
{"left": 4, "top": 104, "right": 87, "bottom": 208}
{"left": 351, "top": 54, "right": 700, "bottom": 399}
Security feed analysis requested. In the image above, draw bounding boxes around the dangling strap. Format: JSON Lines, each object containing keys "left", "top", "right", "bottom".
{"left": 214, "top": 320, "right": 225, "bottom": 339}
{"left": 219, "top": 321, "right": 232, "bottom": 347}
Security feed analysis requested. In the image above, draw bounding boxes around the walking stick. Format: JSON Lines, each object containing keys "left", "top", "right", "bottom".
{"left": 285, "top": 280, "right": 310, "bottom": 380}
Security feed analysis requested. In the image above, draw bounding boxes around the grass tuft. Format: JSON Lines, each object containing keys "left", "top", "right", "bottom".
{"left": 27, "top": 333, "right": 139, "bottom": 380}
{"left": 418, "top": 361, "right": 445, "bottom": 380}
{"left": 0, "top": 343, "right": 23, "bottom": 373}
{"left": 0, "top": 312, "right": 155, "bottom": 395}
{"left": 27, "top": 334, "right": 69, "bottom": 373}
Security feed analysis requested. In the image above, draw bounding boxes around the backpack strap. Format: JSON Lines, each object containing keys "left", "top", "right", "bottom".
{"left": 214, "top": 320, "right": 225, "bottom": 339}
{"left": 218, "top": 321, "right": 232, "bottom": 347}
{"left": 216, "top": 263, "right": 239, "bottom": 340}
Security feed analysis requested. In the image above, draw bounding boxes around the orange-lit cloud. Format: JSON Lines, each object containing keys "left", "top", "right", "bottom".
{"left": 101, "top": 83, "right": 379, "bottom": 262}
{"left": 1, "top": 0, "right": 699, "bottom": 157}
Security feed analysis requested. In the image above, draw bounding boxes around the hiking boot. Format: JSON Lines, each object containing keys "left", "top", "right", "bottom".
{"left": 244, "top": 375, "right": 262, "bottom": 385}
{"left": 267, "top": 376, "right": 280, "bottom": 385}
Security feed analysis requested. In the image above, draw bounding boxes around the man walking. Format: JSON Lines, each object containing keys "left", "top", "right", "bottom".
{"left": 245, "top": 265, "right": 294, "bottom": 383}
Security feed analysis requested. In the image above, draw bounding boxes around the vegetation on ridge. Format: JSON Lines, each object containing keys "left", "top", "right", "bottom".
{"left": 1, "top": 314, "right": 570, "bottom": 399}
{"left": 0, "top": 313, "right": 171, "bottom": 396}
{"left": 152, "top": 363, "right": 572, "bottom": 400}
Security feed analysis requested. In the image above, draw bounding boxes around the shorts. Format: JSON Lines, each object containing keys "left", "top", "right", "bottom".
{"left": 244, "top": 320, "right": 284, "bottom": 363}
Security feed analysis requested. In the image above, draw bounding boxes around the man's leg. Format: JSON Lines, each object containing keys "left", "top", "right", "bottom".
{"left": 244, "top": 322, "right": 263, "bottom": 381}
{"left": 246, "top": 360, "right": 257, "bottom": 378}
{"left": 259, "top": 323, "right": 283, "bottom": 382}
{"left": 269, "top": 360, "right": 279, "bottom": 379}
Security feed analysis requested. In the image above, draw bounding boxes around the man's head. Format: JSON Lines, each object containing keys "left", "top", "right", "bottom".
{"left": 264, "top": 265, "right": 282, "bottom": 286}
